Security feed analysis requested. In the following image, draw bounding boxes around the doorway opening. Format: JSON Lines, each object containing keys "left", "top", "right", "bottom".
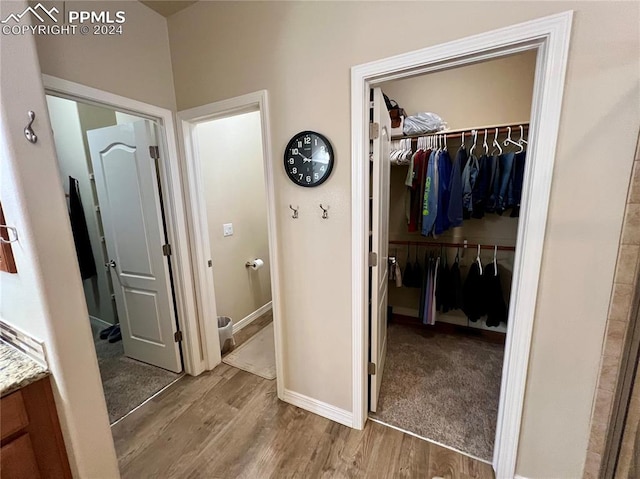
{"left": 367, "top": 50, "right": 536, "bottom": 463}
{"left": 352, "top": 12, "right": 573, "bottom": 478}
{"left": 46, "top": 95, "right": 183, "bottom": 424}
{"left": 194, "top": 110, "right": 275, "bottom": 380}
{"left": 178, "top": 90, "right": 283, "bottom": 392}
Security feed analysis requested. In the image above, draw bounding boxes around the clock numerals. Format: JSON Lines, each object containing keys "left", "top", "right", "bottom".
{"left": 284, "top": 131, "right": 333, "bottom": 187}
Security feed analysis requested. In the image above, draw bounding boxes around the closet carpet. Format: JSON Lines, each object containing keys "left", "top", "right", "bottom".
{"left": 89, "top": 318, "right": 181, "bottom": 424}
{"left": 371, "top": 322, "right": 504, "bottom": 461}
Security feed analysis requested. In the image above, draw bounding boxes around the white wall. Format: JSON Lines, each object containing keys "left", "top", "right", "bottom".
{"left": 381, "top": 50, "right": 537, "bottom": 129}
{"left": 7, "top": 0, "right": 181, "bottom": 474}
{"left": 0, "top": 1, "right": 119, "bottom": 476}
{"left": 167, "top": 3, "right": 640, "bottom": 477}
{"left": 47, "top": 95, "right": 118, "bottom": 325}
{"left": 35, "top": 0, "right": 177, "bottom": 110}
{"left": 196, "top": 111, "right": 272, "bottom": 324}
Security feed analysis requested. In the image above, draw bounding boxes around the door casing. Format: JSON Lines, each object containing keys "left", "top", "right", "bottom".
{"left": 43, "top": 74, "right": 204, "bottom": 376}
{"left": 351, "top": 12, "right": 574, "bottom": 479}
{"left": 177, "top": 91, "right": 284, "bottom": 398}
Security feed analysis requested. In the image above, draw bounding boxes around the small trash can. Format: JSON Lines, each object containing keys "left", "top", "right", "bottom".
{"left": 217, "top": 316, "right": 235, "bottom": 354}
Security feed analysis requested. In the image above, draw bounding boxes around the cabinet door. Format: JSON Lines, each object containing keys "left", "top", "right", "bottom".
{"left": 1, "top": 434, "right": 41, "bottom": 479}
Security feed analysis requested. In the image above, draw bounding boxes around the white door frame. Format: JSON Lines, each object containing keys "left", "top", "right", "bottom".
{"left": 42, "top": 74, "right": 204, "bottom": 376}
{"left": 351, "top": 12, "right": 573, "bottom": 479}
{"left": 178, "top": 91, "right": 284, "bottom": 397}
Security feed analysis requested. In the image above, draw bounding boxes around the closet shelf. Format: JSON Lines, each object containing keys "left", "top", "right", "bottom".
{"left": 389, "top": 239, "right": 515, "bottom": 252}
{"left": 391, "top": 121, "right": 529, "bottom": 141}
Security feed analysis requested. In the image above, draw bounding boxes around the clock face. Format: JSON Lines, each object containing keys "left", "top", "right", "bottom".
{"left": 284, "top": 131, "right": 334, "bottom": 187}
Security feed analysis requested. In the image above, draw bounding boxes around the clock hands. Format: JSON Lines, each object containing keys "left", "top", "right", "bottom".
{"left": 310, "top": 150, "right": 330, "bottom": 165}
{"left": 297, "top": 151, "right": 328, "bottom": 165}
{"left": 298, "top": 152, "right": 312, "bottom": 163}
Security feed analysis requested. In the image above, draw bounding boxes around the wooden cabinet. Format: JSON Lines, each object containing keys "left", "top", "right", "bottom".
{"left": 0, "top": 377, "right": 71, "bottom": 479}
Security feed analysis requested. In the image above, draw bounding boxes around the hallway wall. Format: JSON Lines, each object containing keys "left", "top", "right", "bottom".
{"left": 197, "top": 111, "right": 272, "bottom": 325}
{"left": 167, "top": 3, "right": 640, "bottom": 477}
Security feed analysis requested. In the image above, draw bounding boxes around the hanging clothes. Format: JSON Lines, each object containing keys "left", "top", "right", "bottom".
{"left": 421, "top": 150, "right": 439, "bottom": 236}
{"left": 68, "top": 176, "right": 97, "bottom": 280}
{"left": 394, "top": 262, "right": 403, "bottom": 288}
{"left": 485, "top": 154, "right": 501, "bottom": 213}
{"left": 448, "top": 146, "right": 465, "bottom": 227}
{"left": 408, "top": 149, "right": 428, "bottom": 232}
{"left": 448, "top": 256, "right": 464, "bottom": 311}
{"left": 430, "top": 256, "right": 440, "bottom": 324}
{"left": 495, "top": 151, "right": 515, "bottom": 215}
{"left": 471, "top": 154, "right": 491, "bottom": 219}
{"left": 420, "top": 253, "right": 438, "bottom": 325}
{"left": 509, "top": 150, "right": 527, "bottom": 218}
{"left": 484, "top": 262, "right": 507, "bottom": 327}
{"left": 461, "top": 154, "right": 479, "bottom": 219}
{"left": 402, "top": 247, "right": 414, "bottom": 287}
{"left": 412, "top": 249, "right": 423, "bottom": 288}
{"left": 434, "top": 149, "right": 452, "bottom": 235}
{"left": 462, "top": 261, "right": 485, "bottom": 322}
{"left": 435, "top": 253, "right": 450, "bottom": 313}
{"left": 404, "top": 149, "right": 417, "bottom": 224}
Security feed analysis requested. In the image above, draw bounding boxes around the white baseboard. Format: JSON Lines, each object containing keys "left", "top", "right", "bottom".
{"left": 282, "top": 389, "right": 353, "bottom": 428}
{"left": 514, "top": 475, "right": 529, "bottom": 479}
{"left": 232, "top": 301, "right": 272, "bottom": 334}
{"left": 89, "top": 315, "right": 113, "bottom": 327}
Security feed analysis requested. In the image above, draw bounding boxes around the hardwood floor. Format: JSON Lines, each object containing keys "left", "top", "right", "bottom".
{"left": 111, "top": 313, "right": 494, "bottom": 479}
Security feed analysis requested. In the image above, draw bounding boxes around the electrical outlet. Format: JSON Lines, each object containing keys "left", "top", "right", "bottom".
{"left": 223, "top": 223, "right": 233, "bottom": 237}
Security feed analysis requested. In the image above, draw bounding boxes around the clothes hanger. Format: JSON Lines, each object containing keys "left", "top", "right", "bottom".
{"left": 519, "top": 125, "right": 528, "bottom": 146}
{"left": 460, "top": 131, "right": 465, "bottom": 150}
{"left": 493, "top": 245, "right": 498, "bottom": 276}
{"left": 476, "top": 243, "right": 483, "bottom": 275}
{"left": 483, "top": 129, "right": 489, "bottom": 155}
{"left": 504, "top": 126, "right": 524, "bottom": 153}
{"left": 455, "top": 247, "right": 460, "bottom": 264}
{"left": 470, "top": 130, "right": 478, "bottom": 157}
{"left": 444, "top": 134, "right": 448, "bottom": 151}
{"left": 492, "top": 128, "right": 503, "bottom": 155}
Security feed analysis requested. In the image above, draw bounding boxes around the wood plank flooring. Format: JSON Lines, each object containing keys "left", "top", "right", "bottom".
{"left": 111, "top": 314, "right": 494, "bottom": 479}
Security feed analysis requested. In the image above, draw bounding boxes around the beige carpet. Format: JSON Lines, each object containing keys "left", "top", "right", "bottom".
{"left": 223, "top": 322, "right": 276, "bottom": 380}
{"left": 371, "top": 323, "right": 504, "bottom": 461}
{"left": 89, "top": 318, "right": 181, "bottom": 424}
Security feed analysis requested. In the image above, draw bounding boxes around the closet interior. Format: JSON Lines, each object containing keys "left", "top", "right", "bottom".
{"left": 368, "top": 50, "right": 537, "bottom": 462}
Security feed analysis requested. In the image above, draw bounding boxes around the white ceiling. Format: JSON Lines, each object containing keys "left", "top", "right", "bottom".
{"left": 140, "top": 1, "right": 197, "bottom": 18}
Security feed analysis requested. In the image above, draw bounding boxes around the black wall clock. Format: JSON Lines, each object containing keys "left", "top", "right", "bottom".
{"left": 284, "top": 131, "right": 334, "bottom": 187}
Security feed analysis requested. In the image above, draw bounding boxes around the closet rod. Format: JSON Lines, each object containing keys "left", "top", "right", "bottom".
{"left": 389, "top": 240, "right": 516, "bottom": 252}
{"left": 391, "top": 122, "right": 529, "bottom": 141}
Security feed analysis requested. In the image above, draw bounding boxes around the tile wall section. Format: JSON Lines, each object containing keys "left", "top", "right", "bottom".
{"left": 583, "top": 134, "right": 640, "bottom": 478}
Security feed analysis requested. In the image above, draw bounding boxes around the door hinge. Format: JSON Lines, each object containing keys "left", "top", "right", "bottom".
{"left": 369, "top": 252, "right": 378, "bottom": 267}
{"left": 149, "top": 146, "right": 160, "bottom": 160}
{"left": 174, "top": 331, "right": 183, "bottom": 343}
{"left": 369, "top": 122, "right": 379, "bottom": 140}
{"left": 162, "top": 244, "right": 172, "bottom": 256}
{"left": 368, "top": 362, "right": 376, "bottom": 375}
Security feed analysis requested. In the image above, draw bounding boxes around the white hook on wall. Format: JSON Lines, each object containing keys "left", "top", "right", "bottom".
{"left": 0, "top": 225, "right": 18, "bottom": 243}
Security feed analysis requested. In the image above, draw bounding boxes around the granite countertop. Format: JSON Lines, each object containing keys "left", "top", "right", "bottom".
{"left": 0, "top": 341, "right": 49, "bottom": 398}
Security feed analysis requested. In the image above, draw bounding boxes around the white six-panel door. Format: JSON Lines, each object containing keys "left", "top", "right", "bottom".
{"left": 87, "top": 120, "right": 182, "bottom": 373}
{"left": 369, "top": 88, "right": 391, "bottom": 412}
